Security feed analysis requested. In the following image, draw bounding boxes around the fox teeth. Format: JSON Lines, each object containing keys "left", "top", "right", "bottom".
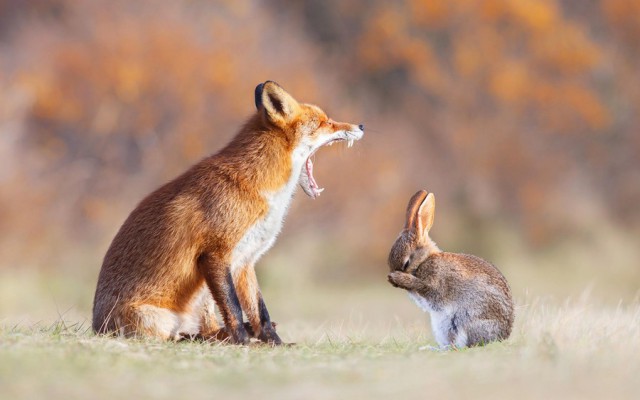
{"left": 348, "top": 139, "right": 354, "bottom": 148}
{"left": 317, "top": 188, "right": 325, "bottom": 194}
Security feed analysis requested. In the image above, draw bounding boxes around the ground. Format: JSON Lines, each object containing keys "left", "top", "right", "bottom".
{"left": 1, "top": 273, "right": 638, "bottom": 400}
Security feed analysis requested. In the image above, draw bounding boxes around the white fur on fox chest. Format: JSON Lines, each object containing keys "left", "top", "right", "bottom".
{"left": 229, "top": 150, "right": 307, "bottom": 274}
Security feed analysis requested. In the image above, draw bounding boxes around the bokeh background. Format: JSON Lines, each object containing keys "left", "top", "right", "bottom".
{"left": 1, "top": 0, "right": 639, "bottom": 325}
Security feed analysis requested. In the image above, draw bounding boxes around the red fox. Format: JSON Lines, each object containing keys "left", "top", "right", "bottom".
{"left": 92, "top": 81, "right": 364, "bottom": 344}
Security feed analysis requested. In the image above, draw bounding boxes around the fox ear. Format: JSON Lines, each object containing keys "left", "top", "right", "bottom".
{"left": 259, "top": 81, "right": 300, "bottom": 126}
{"left": 416, "top": 193, "right": 436, "bottom": 238}
{"left": 405, "top": 190, "right": 428, "bottom": 231}
{"left": 254, "top": 83, "right": 265, "bottom": 110}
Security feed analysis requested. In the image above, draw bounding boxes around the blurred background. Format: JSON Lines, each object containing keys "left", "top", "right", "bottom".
{"left": 0, "top": 0, "right": 639, "bottom": 325}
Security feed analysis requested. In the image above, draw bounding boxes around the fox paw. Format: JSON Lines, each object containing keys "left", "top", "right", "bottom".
{"left": 257, "top": 322, "right": 283, "bottom": 346}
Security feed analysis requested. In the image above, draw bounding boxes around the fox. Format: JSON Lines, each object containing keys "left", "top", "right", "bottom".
{"left": 92, "top": 81, "right": 364, "bottom": 345}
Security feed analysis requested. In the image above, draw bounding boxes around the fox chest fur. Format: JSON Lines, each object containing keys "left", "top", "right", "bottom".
{"left": 229, "top": 150, "right": 306, "bottom": 273}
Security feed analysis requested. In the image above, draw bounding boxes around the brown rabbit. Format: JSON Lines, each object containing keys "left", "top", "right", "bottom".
{"left": 387, "top": 190, "right": 514, "bottom": 349}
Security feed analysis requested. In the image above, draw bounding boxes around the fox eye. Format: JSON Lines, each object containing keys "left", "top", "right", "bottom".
{"left": 320, "top": 120, "right": 332, "bottom": 128}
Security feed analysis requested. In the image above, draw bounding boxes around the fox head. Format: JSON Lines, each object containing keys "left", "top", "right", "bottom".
{"left": 254, "top": 81, "right": 364, "bottom": 198}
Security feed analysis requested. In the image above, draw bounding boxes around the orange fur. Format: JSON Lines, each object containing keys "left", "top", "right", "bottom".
{"left": 235, "top": 266, "right": 261, "bottom": 334}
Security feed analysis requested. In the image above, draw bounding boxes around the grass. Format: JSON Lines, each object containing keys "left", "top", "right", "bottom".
{"left": 1, "top": 233, "right": 639, "bottom": 400}
{"left": 2, "top": 291, "right": 639, "bottom": 400}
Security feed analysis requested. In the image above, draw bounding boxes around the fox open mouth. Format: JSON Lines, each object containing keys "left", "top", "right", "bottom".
{"left": 299, "top": 137, "right": 356, "bottom": 199}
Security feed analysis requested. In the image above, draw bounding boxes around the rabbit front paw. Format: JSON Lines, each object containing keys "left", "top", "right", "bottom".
{"left": 388, "top": 271, "right": 418, "bottom": 290}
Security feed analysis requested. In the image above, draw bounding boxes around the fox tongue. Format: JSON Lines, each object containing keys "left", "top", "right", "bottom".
{"left": 306, "top": 157, "right": 324, "bottom": 196}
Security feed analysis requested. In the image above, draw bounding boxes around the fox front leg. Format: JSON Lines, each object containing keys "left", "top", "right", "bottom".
{"left": 198, "top": 253, "right": 250, "bottom": 345}
{"left": 388, "top": 271, "right": 423, "bottom": 291}
{"left": 235, "top": 265, "right": 282, "bottom": 345}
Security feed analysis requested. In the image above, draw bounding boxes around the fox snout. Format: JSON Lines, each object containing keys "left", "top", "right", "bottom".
{"left": 345, "top": 123, "right": 364, "bottom": 146}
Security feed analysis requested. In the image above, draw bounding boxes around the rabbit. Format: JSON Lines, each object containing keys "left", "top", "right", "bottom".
{"left": 387, "top": 190, "right": 514, "bottom": 349}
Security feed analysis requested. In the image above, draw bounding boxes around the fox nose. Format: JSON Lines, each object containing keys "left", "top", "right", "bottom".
{"left": 358, "top": 124, "right": 364, "bottom": 131}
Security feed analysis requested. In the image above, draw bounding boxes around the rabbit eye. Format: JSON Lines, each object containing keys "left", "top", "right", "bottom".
{"left": 402, "top": 259, "right": 410, "bottom": 271}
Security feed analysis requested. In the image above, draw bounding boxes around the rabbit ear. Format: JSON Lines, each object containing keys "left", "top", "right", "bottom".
{"left": 404, "top": 190, "right": 429, "bottom": 231}
{"left": 416, "top": 193, "right": 436, "bottom": 239}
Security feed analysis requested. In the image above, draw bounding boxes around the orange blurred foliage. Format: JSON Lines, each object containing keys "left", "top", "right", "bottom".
{"left": 0, "top": 0, "right": 639, "bottom": 274}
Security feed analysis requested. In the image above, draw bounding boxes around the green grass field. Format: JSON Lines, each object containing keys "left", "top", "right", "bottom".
{"left": 1, "top": 269, "right": 639, "bottom": 400}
